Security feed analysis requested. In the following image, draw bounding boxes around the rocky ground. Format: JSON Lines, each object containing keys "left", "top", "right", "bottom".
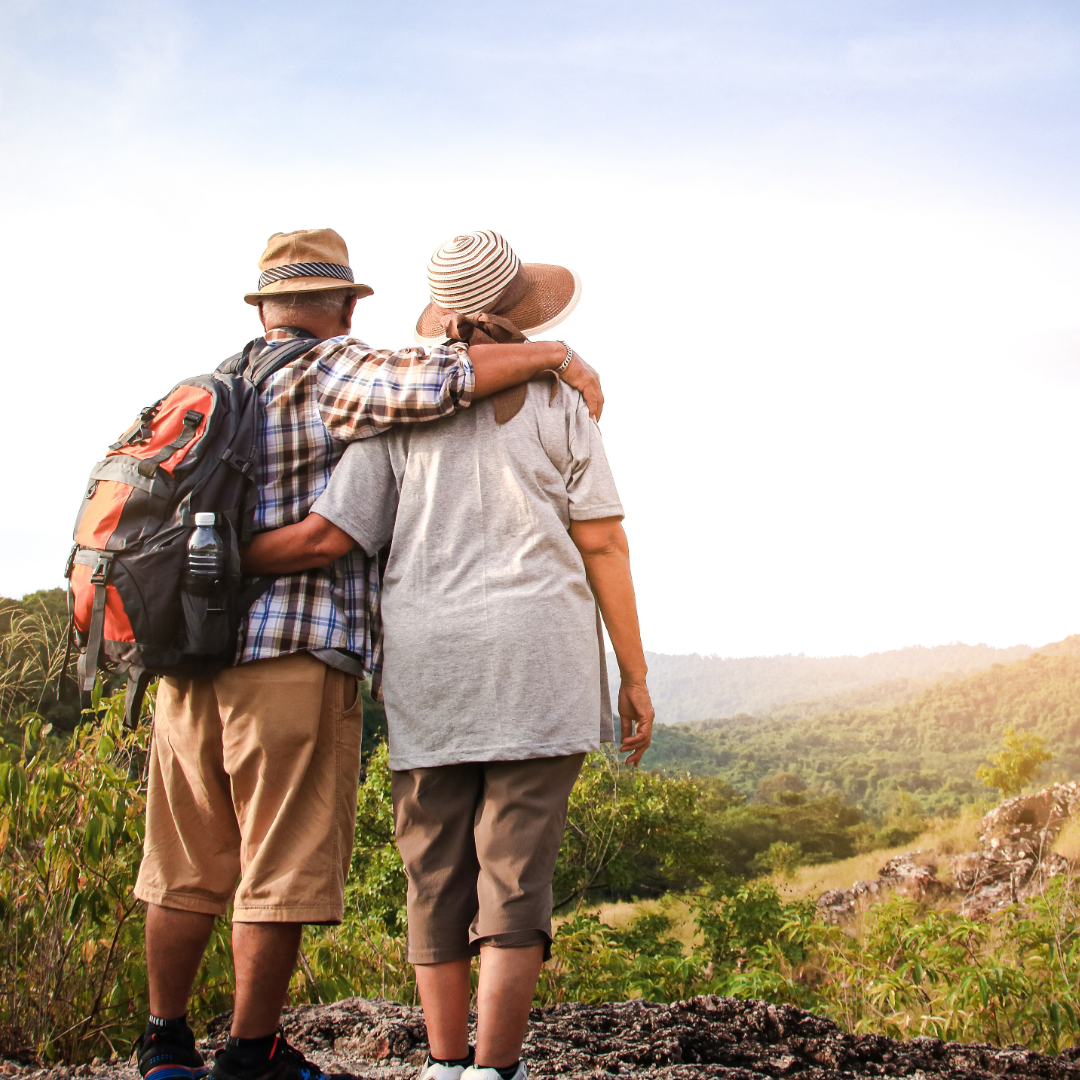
{"left": 817, "top": 783, "right": 1080, "bottom": 923}
{"left": 8, "top": 997, "right": 1080, "bottom": 1080}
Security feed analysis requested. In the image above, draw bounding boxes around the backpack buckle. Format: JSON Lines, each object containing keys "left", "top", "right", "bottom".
{"left": 90, "top": 552, "right": 114, "bottom": 585}
{"left": 220, "top": 448, "right": 254, "bottom": 477}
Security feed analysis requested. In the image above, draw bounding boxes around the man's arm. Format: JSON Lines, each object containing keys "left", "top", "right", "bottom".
{"left": 568, "top": 516, "right": 654, "bottom": 766}
{"left": 319, "top": 341, "right": 603, "bottom": 443}
{"left": 470, "top": 342, "right": 604, "bottom": 420}
{"left": 242, "top": 514, "right": 355, "bottom": 574}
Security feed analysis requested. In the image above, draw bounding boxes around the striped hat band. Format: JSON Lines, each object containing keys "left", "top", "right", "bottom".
{"left": 427, "top": 230, "right": 522, "bottom": 314}
{"left": 258, "top": 261, "right": 354, "bottom": 290}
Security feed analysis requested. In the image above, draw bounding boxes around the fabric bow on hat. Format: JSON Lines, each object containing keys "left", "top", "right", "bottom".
{"left": 443, "top": 312, "right": 559, "bottom": 424}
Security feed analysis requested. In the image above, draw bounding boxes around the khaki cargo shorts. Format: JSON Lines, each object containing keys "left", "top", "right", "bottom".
{"left": 134, "top": 651, "right": 363, "bottom": 923}
{"left": 391, "top": 753, "right": 585, "bottom": 964}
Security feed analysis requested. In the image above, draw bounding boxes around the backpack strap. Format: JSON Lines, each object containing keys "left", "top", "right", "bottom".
{"left": 136, "top": 408, "right": 205, "bottom": 479}
{"left": 216, "top": 331, "right": 322, "bottom": 384}
{"left": 247, "top": 336, "right": 323, "bottom": 387}
{"left": 216, "top": 339, "right": 258, "bottom": 377}
{"left": 77, "top": 550, "right": 115, "bottom": 710}
{"left": 123, "top": 667, "right": 154, "bottom": 729}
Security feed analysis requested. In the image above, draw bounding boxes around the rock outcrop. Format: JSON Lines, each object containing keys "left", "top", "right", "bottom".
{"left": 817, "top": 782, "right": 1079, "bottom": 922}
{"left": 955, "top": 782, "right": 1079, "bottom": 917}
{"left": 817, "top": 852, "right": 949, "bottom": 923}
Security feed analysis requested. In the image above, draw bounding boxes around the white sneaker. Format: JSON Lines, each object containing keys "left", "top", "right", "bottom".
{"left": 417, "top": 1059, "right": 470, "bottom": 1080}
{"left": 460, "top": 1064, "right": 527, "bottom": 1080}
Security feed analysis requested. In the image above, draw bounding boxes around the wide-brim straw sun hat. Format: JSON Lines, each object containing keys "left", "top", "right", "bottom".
{"left": 244, "top": 227, "right": 374, "bottom": 306}
{"left": 414, "top": 230, "right": 581, "bottom": 345}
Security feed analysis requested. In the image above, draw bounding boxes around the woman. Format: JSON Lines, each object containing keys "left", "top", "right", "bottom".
{"left": 242, "top": 230, "right": 654, "bottom": 1080}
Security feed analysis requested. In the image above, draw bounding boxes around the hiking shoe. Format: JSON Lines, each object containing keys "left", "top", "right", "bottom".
{"left": 416, "top": 1058, "right": 470, "bottom": 1080}
{"left": 210, "top": 1031, "right": 352, "bottom": 1080}
{"left": 460, "top": 1064, "right": 527, "bottom": 1080}
{"left": 135, "top": 1024, "right": 210, "bottom": 1080}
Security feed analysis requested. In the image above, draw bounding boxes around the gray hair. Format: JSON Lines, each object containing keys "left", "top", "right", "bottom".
{"left": 260, "top": 288, "right": 355, "bottom": 325}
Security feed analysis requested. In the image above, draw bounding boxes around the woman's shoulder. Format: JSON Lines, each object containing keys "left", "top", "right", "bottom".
{"left": 524, "top": 373, "right": 585, "bottom": 416}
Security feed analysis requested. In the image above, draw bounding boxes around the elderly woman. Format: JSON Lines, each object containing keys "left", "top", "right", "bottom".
{"left": 242, "top": 230, "right": 654, "bottom": 1080}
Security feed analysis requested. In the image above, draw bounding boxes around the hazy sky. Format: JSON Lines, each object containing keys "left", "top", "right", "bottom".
{"left": 3, "top": 0, "right": 1080, "bottom": 658}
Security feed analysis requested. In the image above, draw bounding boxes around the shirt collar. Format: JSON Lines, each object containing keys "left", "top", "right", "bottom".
{"left": 264, "top": 325, "right": 317, "bottom": 343}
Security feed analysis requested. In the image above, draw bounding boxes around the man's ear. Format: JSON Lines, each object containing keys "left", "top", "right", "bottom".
{"left": 342, "top": 294, "right": 358, "bottom": 333}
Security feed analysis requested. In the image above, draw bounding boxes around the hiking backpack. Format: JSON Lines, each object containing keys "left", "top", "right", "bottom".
{"left": 65, "top": 335, "right": 322, "bottom": 726}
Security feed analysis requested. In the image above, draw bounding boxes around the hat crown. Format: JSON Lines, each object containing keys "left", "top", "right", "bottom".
{"left": 259, "top": 228, "right": 350, "bottom": 272}
{"left": 427, "top": 230, "right": 521, "bottom": 315}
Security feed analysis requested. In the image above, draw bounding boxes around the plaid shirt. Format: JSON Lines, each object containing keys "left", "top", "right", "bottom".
{"left": 239, "top": 329, "right": 473, "bottom": 693}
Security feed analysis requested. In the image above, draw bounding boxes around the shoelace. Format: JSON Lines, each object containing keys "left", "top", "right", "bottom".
{"left": 268, "top": 1035, "right": 324, "bottom": 1080}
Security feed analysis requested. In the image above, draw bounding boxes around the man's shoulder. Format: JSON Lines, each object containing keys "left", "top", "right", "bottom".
{"left": 308, "top": 335, "right": 374, "bottom": 361}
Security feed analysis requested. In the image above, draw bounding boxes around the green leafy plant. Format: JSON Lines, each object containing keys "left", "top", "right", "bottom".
{"left": 553, "top": 750, "right": 717, "bottom": 907}
{"left": 0, "top": 692, "right": 150, "bottom": 1061}
{"left": 0, "top": 685, "right": 238, "bottom": 1063}
{"left": 976, "top": 727, "right": 1052, "bottom": 797}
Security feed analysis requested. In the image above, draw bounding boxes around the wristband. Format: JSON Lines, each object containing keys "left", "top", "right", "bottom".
{"left": 556, "top": 340, "right": 574, "bottom": 374}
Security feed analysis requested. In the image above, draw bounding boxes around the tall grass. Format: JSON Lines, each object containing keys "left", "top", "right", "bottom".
{"left": 0, "top": 600, "right": 70, "bottom": 723}
{"left": 776, "top": 805, "right": 987, "bottom": 901}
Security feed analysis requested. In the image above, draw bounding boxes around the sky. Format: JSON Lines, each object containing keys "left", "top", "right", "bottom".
{"left": 3, "top": 0, "right": 1080, "bottom": 659}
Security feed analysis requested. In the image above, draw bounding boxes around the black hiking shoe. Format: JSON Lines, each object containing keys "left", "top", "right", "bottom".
{"left": 135, "top": 1024, "right": 210, "bottom": 1080}
{"left": 210, "top": 1031, "right": 353, "bottom": 1080}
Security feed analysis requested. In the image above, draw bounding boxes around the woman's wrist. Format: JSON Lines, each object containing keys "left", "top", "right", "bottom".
{"left": 540, "top": 340, "right": 568, "bottom": 370}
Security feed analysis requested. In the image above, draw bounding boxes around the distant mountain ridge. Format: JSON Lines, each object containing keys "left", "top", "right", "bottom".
{"left": 613, "top": 641, "right": 1036, "bottom": 725}
{"left": 643, "top": 635, "right": 1080, "bottom": 815}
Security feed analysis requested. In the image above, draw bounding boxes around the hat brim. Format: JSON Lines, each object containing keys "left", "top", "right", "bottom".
{"left": 413, "top": 263, "right": 581, "bottom": 345}
{"left": 244, "top": 278, "right": 374, "bottom": 306}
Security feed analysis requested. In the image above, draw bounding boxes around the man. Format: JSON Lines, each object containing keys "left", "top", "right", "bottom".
{"left": 130, "top": 228, "right": 603, "bottom": 1080}
{"left": 242, "top": 230, "right": 653, "bottom": 1080}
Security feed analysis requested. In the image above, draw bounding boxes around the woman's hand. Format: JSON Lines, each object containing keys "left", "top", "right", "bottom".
{"left": 561, "top": 350, "right": 604, "bottom": 421}
{"left": 618, "top": 680, "right": 655, "bottom": 767}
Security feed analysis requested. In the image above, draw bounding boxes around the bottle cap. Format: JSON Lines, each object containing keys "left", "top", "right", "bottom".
{"left": 194, "top": 512, "right": 216, "bottom": 527}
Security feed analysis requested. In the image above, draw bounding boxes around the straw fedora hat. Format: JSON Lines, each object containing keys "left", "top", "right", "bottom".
{"left": 244, "top": 228, "right": 374, "bottom": 306}
{"left": 414, "top": 230, "right": 581, "bottom": 345}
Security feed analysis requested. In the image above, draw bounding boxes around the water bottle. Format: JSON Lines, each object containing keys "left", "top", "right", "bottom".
{"left": 187, "top": 512, "right": 224, "bottom": 579}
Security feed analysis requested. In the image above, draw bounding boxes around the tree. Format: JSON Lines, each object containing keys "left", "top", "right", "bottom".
{"left": 976, "top": 727, "right": 1052, "bottom": 798}
{"left": 752, "top": 840, "right": 803, "bottom": 877}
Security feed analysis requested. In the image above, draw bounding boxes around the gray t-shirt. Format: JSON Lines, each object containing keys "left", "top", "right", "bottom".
{"left": 312, "top": 378, "right": 624, "bottom": 770}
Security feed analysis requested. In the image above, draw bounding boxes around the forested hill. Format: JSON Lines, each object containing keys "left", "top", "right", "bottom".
{"left": 624, "top": 641, "right": 1035, "bottom": 724}
{"left": 647, "top": 637, "right": 1080, "bottom": 814}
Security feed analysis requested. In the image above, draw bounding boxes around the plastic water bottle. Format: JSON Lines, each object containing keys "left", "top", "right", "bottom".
{"left": 187, "top": 512, "right": 224, "bottom": 579}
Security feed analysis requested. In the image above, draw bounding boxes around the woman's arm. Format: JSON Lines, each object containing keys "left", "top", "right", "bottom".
{"left": 470, "top": 342, "right": 604, "bottom": 420}
{"left": 241, "top": 513, "right": 356, "bottom": 574}
{"left": 568, "top": 516, "right": 654, "bottom": 766}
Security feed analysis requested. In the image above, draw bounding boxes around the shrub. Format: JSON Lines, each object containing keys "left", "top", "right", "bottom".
{"left": 553, "top": 750, "right": 718, "bottom": 907}
{"left": 0, "top": 687, "right": 240, "bottom": 1062}
{"left": 0, "top": 692, "right": 153, "bottom": 1061}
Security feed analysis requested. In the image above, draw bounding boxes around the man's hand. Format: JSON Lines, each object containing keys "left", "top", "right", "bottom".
{"left": 561, "top": 351, "right": 604, "bottom": 421}
{"left": 618, "top": 680, "right": 654, "bottom": 767}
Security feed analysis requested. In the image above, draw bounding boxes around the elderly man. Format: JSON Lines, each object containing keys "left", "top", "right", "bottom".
{"left": 242, "top": 230, "right": 653, "bottom": 1080}
{"left": 130, "top": 229, "right": 603, "bottom": 1080}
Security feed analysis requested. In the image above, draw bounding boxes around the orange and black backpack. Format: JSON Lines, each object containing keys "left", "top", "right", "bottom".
{"left": 66, "top": 335, "right": 322, "bottom": 726}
